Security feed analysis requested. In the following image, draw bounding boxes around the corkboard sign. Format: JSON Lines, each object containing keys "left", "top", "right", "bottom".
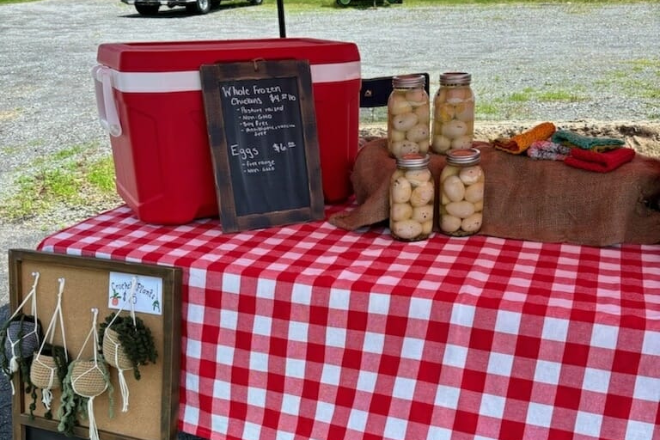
{"left": 7, "top": 249, "right": 182, "bottom": 440}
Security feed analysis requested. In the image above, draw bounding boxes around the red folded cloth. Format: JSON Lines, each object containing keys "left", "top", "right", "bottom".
{"left": 565, "top": 147, "right": 636, "bottom": 173}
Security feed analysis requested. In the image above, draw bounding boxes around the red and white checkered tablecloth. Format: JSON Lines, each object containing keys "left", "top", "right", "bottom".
{"left": 38, "top": 203, "right": 660, "bottom": 440}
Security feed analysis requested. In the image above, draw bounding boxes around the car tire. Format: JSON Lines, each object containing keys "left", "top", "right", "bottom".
{"left": 336, "top": 0, "right": 351, "bottom": 6}
{"left": 135, "top": 3, "right": 160, "bottom": 15}
{"left": 250, "top": 0, "right": 263, "bottom": 4}
{"left": 186, "top": 0, "right": 211, "bottom": 14}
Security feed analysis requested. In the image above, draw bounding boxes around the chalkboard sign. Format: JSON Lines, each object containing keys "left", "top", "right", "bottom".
{"left": 200, "top": 59, "right": 324, "bottom": 233}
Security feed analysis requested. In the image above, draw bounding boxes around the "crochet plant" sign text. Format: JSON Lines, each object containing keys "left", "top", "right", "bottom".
{"left": 108, "top": 272, "right": 163, "bottom": 315}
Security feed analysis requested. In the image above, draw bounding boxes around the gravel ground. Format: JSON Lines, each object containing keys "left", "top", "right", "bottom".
{"left": 0, "top": 1, "right": 659, "bottom": 438}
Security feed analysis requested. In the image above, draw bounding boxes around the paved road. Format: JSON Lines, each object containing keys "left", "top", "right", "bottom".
{"left": 1, "top": 1, "right": 659, "bottom": 438}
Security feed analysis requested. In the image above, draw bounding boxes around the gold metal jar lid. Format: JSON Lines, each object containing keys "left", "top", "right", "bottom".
{"left": 396, "top": 153, "right": 430, "bottom": 168}
{"left": 440, "top": 72, "right": 472, "bottom": 86}
{"left": 393, "top": 74, "right": 426, "bottom": 89}
{"left": 446, "top": 148, "right": 480, "bottom": 166}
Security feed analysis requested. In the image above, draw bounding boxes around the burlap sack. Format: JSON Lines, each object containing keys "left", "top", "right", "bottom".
{"left": 329, "top": 138, "right": 660, "bottom": 246}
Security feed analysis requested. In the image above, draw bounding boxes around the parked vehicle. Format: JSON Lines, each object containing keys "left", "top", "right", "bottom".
{"left": 122, "top": 0, "right": 263, "bottom": 16}
{"left": 336, "top": 0, "right": 401, "bottom": 6}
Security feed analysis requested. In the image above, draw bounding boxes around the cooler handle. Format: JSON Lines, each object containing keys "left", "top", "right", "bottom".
{"left": 92, "top": 65, "right": 122, "bottom": 137}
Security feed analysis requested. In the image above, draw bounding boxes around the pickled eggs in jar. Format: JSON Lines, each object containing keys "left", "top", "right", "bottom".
{"left": 439, "top": 148, "right": 484, "bottom": 236}
{"left": 389, "top": 154, "right": 434, "bottom": 241}
{"left": 387, "top": 75, "right": 430, "bottom": 158}
{"left": 432, "top": 72, "right": 475, "bottom": 155}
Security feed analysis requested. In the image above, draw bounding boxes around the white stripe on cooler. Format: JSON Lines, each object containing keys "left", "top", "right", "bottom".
{"left": 109, "top": 61, "right": 361, "bottom": 93}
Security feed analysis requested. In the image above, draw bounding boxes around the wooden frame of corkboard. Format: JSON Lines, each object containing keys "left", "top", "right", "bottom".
{"left": 7, "top": 249, "right": 182, "bottom": 440}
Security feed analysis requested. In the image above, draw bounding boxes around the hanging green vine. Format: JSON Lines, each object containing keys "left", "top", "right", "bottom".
{"left": 36, "top": 343, "right": 70, "bottom": 420}
{"left": 57, "top": 358, "right": 114, "bottom": 437}
{"left": 99, "top": 312, "right": 158, "bottom": 380}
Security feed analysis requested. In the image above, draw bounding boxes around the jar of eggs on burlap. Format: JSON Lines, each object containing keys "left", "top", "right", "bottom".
{"left": 432, "top": 72, "right": 475, "bottom": 154}
{"left": 387, "top": 74, "right": 430, "bottom": 158}
{"left": 439, "top": 148, "right": 485, "bottom": 236}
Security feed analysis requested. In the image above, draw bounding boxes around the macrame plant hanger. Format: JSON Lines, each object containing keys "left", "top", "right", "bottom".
{"left": 103, "top": 276, "right": 138, "bottom": 412}
{"left": 4, "top": 271, "right": 41, "bottom": 395}
{"left": 70, "top": 308, "right": 109, "bottom": 440}
{"left": 31, "top": 277, "right": 68, "bottom": 410}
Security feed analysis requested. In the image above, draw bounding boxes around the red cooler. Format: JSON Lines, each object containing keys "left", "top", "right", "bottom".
{"left": 94, "top": 38, "right": 361, "bottom": 224}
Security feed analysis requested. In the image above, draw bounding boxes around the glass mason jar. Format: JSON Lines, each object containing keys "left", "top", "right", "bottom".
{"left": 389, "top": 153, "right": 434, "bottom": 241}
{"left": 432, "top": 72, "right": 475, "bottom": 154}
{"left": 387, "top": 74, "right": 431, "bottom": 158}
{"left": 439, "top": 148, "right": 484, "bottom": 236}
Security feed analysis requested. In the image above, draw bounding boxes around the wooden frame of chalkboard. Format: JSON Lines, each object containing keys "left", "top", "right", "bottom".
{"left": 200, "top": 59, "right": 325, "bottom": 233}
{"left": 8, "top": 249, "right": 182, "bottom": 440}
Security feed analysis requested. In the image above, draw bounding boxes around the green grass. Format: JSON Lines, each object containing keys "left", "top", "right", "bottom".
{"left": 0, "top": 144, "right": 119, "bottom": 224}
{"left": 594, "top": 57, "right": 660, "bottom": 119}
{"left": 260, "top": 0, "right": 654, "bottom": 13}
{"left": 473, "top": 85, "right": 589, "bottom": 120}
{"left": 0, "top": 0, "right": 38, "bottom": 4}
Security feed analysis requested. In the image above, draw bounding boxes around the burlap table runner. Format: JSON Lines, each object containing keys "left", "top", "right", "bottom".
{"left": 329, "top": 138, "right": 660, "bottom": 246}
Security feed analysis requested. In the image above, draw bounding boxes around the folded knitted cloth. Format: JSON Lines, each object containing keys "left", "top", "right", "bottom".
{"left": 565, "top": 147, "right": 636, "bottom": 173}
{"left": 551, "top": 130, "right": 625, "bottom": 151}
{"left": 494, "top": 122, "right": 556, "bottom": 155}
{"left": 527, "top": 141, "right": 571, "bottom": 161}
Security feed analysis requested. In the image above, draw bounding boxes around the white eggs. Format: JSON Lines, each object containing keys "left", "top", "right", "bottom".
{"left": 439, "top": 164, "right": 459, "bottom": 181}
{"left": 387, "top": 89, "right": 430, "bottom": 159}
{"left": 442, "top": 119, "right": 468, "bottom": 139}
{"left": 440, "top": 215, "right": 462, "bottom": 233}
{"left": 461, "top": 213, "right": 483, "bottom": 232}
{"left": 442, "top": 175, "right": 466, "bottom": 202}
{"left": 454, "top": 100, "right": 475, "bottom": 122}
{"left": 410, "top": 181, "right": 434, "bottom": 207}
{"left": 389, "top": 94, "right": 413, "bottom": 115}
{"left": 464, "top": 182, "right": 484, "bottom": 203}
{"left": 459, "top": 166, "right": 483, "bottom": 185}
{"left": 391, "top": 203, "right": 413, "bottom": 221}
{"left": 404, "top": 169, "right": 432, "bottom": 186}
{"left": 439, "top": 161, "right": 485, "bottom": 236}
{"left": 414, "top": 104, "right": 431, "bottom": 123}
{"left": 390, "top": 140, "right": 420, "bottom": 158}
{"left": 451, "top": 135, "right": 472, "bottom": 150}
{"left": 392, "top": 112, "right": 419, "bottom": 132}
{"left": 417, "top": 139, "right": 430, "bottom": 154}
{"left": 432, "top": 83, "right": 475, "bottom": 154}
{"left": 391, "top": 176, "right": 412, "bottom": 203}
{"left": 390, "top": 129, "right": 406, "bottom": 142}
{"left": 446, "top": 201, "right": 475, "bottom": 219}
{"left": 432, "top": 135, "right": 452, "bottom": 153}
{"left": 406, "top": 124, "right": 430, "bottom": 143}
{"left": 389, "top": 161, "right": 434, "bottom": 241}
{"left": 421, "top": 220, "right": 434, "bottom": 235}
{"left": 391, "top": 220, "right": 423, "bottom": 240}
{"left": 406, "top": 89, "right": 427, "bottom": 105}
{"left": 412, "top": 205, "right": 434, "bottom": 223}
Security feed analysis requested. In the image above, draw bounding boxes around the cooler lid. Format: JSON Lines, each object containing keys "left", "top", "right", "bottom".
{"left": 97, "top": 38, "right": 360, "bottom": 72}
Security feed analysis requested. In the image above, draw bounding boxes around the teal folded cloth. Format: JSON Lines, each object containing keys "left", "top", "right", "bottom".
{"left": 551, "top": 130, "right": 625, "bottom": 150}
